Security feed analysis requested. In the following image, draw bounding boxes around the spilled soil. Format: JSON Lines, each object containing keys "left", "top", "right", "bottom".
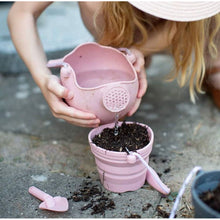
{"left": 68, "top": 180, "right": 115, "bottom": 215}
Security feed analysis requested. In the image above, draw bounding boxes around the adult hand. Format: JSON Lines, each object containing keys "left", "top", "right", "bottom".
{"left": 127, "top": 48, "right": 148, "bottom": 116}
{"left": 41, "top": 74, "right": 100, "bottom": 127}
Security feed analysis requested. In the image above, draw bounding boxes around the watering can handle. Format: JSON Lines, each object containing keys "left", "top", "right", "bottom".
{"left": 47, "top": 58, "right": 66, "bottom": 68}
{"left": 118, "top": 48, "right": 136, "bottom": 64}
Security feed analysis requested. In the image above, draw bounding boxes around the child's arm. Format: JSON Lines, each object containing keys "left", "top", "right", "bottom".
{"left": 8, "top": 2, "right": 52, "bottom": 87}
{"left": 8, "top": 2, "right": 100, "bottom": 127}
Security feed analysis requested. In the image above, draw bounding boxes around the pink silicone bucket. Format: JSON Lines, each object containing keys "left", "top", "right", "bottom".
{"left": 47, "top": 43, "right": 138, "bottom": 124}
{"left": 88, "top": 122, "right": 170, "bottom": 195}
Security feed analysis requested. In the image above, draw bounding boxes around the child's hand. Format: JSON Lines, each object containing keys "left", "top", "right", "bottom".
{"left": 41, "top": 74, "right": 100, "bottom": 127}
{"left": 127, "top": 48, "right": 148, "bottom": 116}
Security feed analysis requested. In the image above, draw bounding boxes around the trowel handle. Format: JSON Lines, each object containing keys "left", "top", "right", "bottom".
{"left": 29, "top": 186, "right": 53, "bottom": 201}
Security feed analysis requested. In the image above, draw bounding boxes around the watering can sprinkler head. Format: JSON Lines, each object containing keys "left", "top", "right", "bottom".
{"left": 103, "top": 87, "right": 130, "bottom": 113}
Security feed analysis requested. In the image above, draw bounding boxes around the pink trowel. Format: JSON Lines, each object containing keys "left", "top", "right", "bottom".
{"left": 29, "top": 186, "right": 69, "bottom": 212}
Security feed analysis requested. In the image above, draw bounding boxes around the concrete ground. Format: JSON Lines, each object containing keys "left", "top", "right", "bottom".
{"left": 0, "top": 2, "right": 220, "bottom": 218}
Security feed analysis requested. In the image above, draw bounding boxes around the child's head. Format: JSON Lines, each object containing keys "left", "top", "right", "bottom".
{"left": 95, "top": 2, "right": 220, "bottom": 102}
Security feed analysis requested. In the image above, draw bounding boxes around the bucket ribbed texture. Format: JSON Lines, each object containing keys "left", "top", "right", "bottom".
{"left": 88, "top": 122, "right": 154, "bottom": 193}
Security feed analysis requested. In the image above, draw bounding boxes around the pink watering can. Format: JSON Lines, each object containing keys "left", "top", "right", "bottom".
{"left": 47, "top": 42, "right": 138, "bottom": 124}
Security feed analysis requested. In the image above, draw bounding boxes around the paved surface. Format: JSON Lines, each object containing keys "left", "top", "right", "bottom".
{"left": 0, "top": 2, "right": 93, "bottom": 74}
{"left": 0, "top": 2, "right": 220, "bottom": 218}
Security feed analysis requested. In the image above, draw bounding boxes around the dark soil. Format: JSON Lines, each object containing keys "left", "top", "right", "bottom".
{"left": 125, "top": 213, "right": 141, "bottom": 218}
{"left": 68, "top": 180, "right": 115, "bottom": 215}
{"left": 92, "top": 122, "right": 150, "bottom": 152}
{"left": 199, "top": 183, "right": 220, "bottom": 213}
{"left": 156, "top": 205, "right": 171, "bottom": 218}
{"left": 142, "top": 203, "right": 152, "bottom": 212}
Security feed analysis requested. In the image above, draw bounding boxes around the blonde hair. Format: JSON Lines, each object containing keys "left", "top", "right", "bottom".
{"left": 95, "top": 2, "right": 220, "bottom": 103}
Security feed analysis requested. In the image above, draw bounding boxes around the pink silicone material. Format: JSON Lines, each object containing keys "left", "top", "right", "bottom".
{"left": 146, "top": 165, "right": 170, "bottom": 195}
{"left": 28, "top": 186, "right": 52, "bottom": 201}
{"left": 28, "top": 186, "right": 69, "bottom": 212}
{"left": 47, "top": 58, "right": 64, "bottom": 68}
{"left": 39, "top": 196, "right": 69, "bottom": 212}
{"left": 47, "top": 42, "right": 138, "bottom": 124}
{"left": 88, "top": 121, "right": 170, "bottom": 195}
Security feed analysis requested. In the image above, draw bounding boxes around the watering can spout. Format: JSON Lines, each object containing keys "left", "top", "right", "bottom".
{"left": 47, "top": 58, "right": 65, "bottom": 68}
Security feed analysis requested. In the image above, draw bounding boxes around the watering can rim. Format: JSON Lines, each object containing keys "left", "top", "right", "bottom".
{"left": 61, "top": 42, "right": 138, "bottom": 91}
{"left": 64, "top": 69, "right": 137, "bottom": 91}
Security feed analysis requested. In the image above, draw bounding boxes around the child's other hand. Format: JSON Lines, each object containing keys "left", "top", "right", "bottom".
{"left": 41, "top": 74, "right": 100, "bottom": 127}
{"left": 127, "top": 48, "right": 148, "bottom": 116}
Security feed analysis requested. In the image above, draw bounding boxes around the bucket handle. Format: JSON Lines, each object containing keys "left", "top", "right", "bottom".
{"left": 125, "top": 148, "right": 170, "bottom": 195}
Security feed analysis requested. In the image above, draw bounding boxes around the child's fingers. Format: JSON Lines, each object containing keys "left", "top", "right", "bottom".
{"left": 130, "top": 49, "right": 147, "bottom": 98}
{"left": 50, "top": 102, "right": 100, "bottom": 127}
{"left": 137, "top": 69, "right": 148, "bottom": 98}
{"left": 55, "top": 112, "right": 100, "bottom": 127}
{"left": 47, "top": 76, "right": 74, "bottom": 100}
{"left": 58, "top": 115, "right": 100, "bottom": 127}
{"left": 133, "top": 56, "right": 145, "bottom": 73}
{"left": 50, "top": 100, "right": 97, "bottom": 120}
{"left": 134, "top": 61, "right": 148, "bottom": 98}
{"left": 127, "top": 98, "right": 142, "bottom": 116}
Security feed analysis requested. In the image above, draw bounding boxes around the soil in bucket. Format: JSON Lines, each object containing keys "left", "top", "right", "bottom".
{"left": 92, "top": 121, "right": 150, "bottom": 152}
{"left": 199, "top": 183, "right": 220, "bottom": 213}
